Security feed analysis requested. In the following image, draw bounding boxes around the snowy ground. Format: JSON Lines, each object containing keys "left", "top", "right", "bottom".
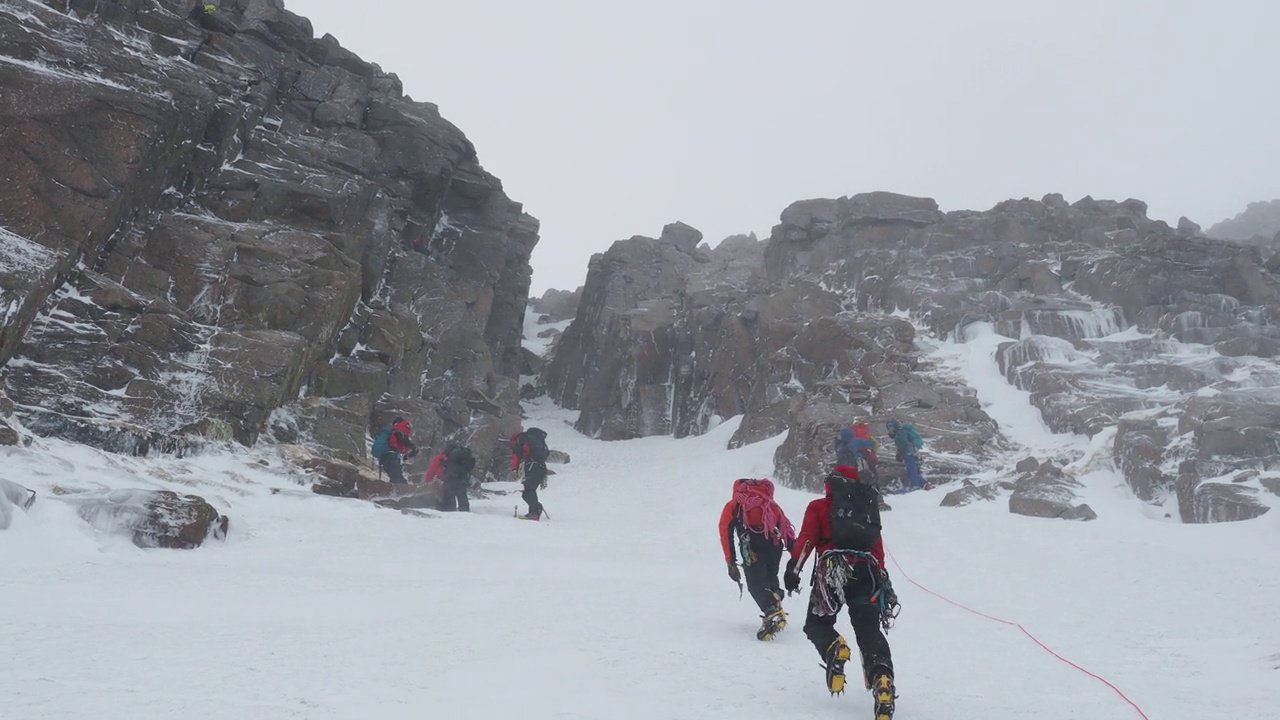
{"left": 2, "top": 325, "right": 1278, "bottom": 719}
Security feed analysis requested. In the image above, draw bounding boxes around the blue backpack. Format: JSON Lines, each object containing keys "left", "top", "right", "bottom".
{"left": 370, "top": 426, "right": 392, "bottom": 459}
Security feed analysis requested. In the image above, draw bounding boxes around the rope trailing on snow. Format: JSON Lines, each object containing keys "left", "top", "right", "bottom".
{"left": 887, "top": 549, "right": 1150, "bottom": 720}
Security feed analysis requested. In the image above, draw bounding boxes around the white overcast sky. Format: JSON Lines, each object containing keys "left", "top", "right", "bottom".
{"left": 288, "top": 0, "right": 1279, "bottom": 294}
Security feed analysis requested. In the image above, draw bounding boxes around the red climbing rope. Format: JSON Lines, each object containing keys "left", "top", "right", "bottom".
{"left": 888, "top": 551, "right": 1151, "bottom": 720}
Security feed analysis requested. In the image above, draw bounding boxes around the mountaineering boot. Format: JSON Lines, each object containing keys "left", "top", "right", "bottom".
{"left": 871, "top": 670, "right": 896, "bottom": 720}
{"left": 822, "top": 636, "right": 852, "bottom": 695}
{"left": 756, "top": 608, "right": 787, "bottom": 641}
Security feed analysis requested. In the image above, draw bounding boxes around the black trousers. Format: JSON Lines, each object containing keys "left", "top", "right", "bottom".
{"left": 521, "top": 461, "right": 546, "bottom": 515}
{"left": 742, "top": 533, "right": 784, "bottom": 614}
{"left": 439, "top": 477, "right": 470, "bottom": 512}
{"left": 521, "top": 480, "right": 542, "bottom": 516}
{"left": 803, "top": 563, "right": 893, "bottom": 680}
{"left": 379, "top": 451, "right": 406, "bottom": 484}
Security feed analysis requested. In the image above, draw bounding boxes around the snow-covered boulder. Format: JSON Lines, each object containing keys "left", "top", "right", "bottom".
{"left": 0, "top": 478, "right": 37, "bottom": 530}
{"left": 940, "top": 479, "right": 1012, "bottom": 508}
{"left": 64, "top": 490, "right": 229, "bottom": 549}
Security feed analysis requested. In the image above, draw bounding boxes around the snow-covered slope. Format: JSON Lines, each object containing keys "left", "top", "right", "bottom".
{"left": 2, "top": 313, "right": 1277, "bottom": 719}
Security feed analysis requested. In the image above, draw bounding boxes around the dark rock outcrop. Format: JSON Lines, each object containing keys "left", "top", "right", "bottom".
{"left": 1008, "top": 463, "right": 1097, "bottom": 521}
{"left": 542, "top": 191, "right": 1279, "bottom": 523}
{"left": 0, "top": 385, "right": 21, "bottom": 446}
{"left": 778, "top": 193, "right": 1277, "bottom": 522}
{"left": 0, "top": 0, "right": 538, "bottom": 478}
{"left": 1207, "top": 200, "right": 1280, "bottom": 244}
{"left": 941, "top": 479, "right": 1013, "bottom": 508}
{"left": 542, "top": 203, "right": 1002, "bottom": 488}
{"left": 531, "top": 287, "right": 582, "bottom": 324}
{"left": 304, "top": 453, "right": 447, "bottom": 508}
{"left": 1113, "top": 395, "right": 1277, "bottom": 522}
{"left": 65, "top": 489, "right": 229, "bottom": 548}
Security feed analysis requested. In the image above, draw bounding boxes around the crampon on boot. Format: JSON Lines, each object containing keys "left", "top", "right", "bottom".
{"left": 822, "top": 637, "right": 852, "bottom": 695}
{"left": 870, "top": 670, "right": 896, "bottom": 719}
{"left": 514, "top": 506, "right": 542, "bottom": 521}
{"left": 755, "top": 608, "right": 787, "bottom": 641}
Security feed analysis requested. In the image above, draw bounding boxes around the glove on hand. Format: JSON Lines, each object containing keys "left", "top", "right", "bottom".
{"left": 783, "top": 558, "right": 801, "bottom": 594}
{"left": 540, "top": 478, "right": 548, "bottom": 490}
{"left": 727, "top": 563, "right": 741, "bottom": 583}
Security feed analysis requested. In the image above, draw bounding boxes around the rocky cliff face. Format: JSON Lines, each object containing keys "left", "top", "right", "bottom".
{"left": 0, "top": 0, "right": 538, "bottom": 476}
{"left": 543, "top": 192, "right": 1280, "bottom": 522}
{"left": 1207, "top": 199, "right": 1280, "bottom": 244}
{"left": 541, "top": 215, "right": 1003, "bottom": 492}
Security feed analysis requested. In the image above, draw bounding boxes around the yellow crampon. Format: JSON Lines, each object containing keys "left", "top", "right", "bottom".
{"left": 757, "top": 609, "right": 787, "bottom": 641}
{"left": 823, "top": 638, "right": 852, "bottom": 695}
{"left": 872, "top": 673, "right": 895, "bottom": 719}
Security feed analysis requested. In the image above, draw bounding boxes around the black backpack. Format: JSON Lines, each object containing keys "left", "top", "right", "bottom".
{"left": 828, "top": 474, "right": 882, "bottom": 551}
{"left": 524, "top": 427, "right": 550, "bottom": 463}
{"left": 445, "top": 445, "right": 476, "bottom": 477}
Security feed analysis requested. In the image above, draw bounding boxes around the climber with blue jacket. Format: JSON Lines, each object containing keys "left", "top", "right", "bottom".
{"left": 835, "top": 425, "right": 879, "bottom": 484}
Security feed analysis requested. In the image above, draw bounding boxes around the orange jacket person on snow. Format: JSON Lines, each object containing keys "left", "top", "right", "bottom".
{"left": 719, "top": 478, "right": 795, "bottom": 640}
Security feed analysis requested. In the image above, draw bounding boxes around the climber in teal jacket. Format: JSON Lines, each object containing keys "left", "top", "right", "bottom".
{"left": 886, "top": 419, "right": 926, "bottom": 489}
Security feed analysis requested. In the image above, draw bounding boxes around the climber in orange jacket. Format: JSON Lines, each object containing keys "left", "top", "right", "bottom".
{"left": 719, "top": 478, "right": 796, "bottom": 640}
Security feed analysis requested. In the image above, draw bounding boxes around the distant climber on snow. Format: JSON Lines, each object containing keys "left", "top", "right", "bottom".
{"left": 785, "top": 464, "right": 899, "bottom": 718}
{"left": 511, "top": 427, "right": 550, "bottom": 520}
{"left": 885, "top": 419, "right": 927, "bottom": 490}
{"left": 426, "top": 441, "right": 477, "bottom": 512}
{"left": 371, "top": 417, "right": 417, "bottom": 485}
{"left": 718, "top": 478, "right": 795, "bottom": 641}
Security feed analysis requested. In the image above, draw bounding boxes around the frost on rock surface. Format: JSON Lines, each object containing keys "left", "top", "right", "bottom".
{"left": 541, "top": 193, "right": 1280, "bottom": 523}
{"left": 0, "top": 0, "right": 538, "bottom": 480}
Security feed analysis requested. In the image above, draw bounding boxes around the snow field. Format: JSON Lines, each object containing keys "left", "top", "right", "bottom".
{"left": 3, "top": 312, "right": 1279, "bottom": 718}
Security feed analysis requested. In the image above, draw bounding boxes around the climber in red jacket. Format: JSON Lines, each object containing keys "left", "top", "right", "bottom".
{"left": 785, "top": 464, "right": 898, "bottom": 717}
